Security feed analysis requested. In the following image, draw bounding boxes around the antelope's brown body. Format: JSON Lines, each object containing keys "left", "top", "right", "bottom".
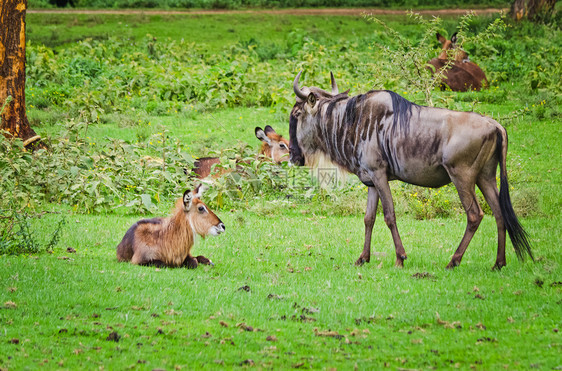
{"left": 116, "top": 188, "right": 225, "bottom": 268}
{"left": 428, "top": 32, "right": 488, "bottom": 92}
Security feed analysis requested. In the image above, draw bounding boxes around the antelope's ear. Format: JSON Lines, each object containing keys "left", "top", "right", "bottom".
{"left": 451, "top": 32, "right": 458, "bottom": 45}
{"left": 307, "top": 93, "right": 317, "bottom": 107}
{"left": 183, "top": 190, "right": 193, "bottom": 211}
{"left": 255, "top": 127, "right": 271, "bottom": 145}
{"left": 192, "top": 184, "right": 207, "bottom": 199}
{"left": 264, "top": 125, "right": 277, "bottom": 135}
{"left": 436, "top": 33, "right": 446, "bottom": 44}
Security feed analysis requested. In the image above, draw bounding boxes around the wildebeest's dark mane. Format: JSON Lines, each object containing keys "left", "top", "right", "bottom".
{"left": 325, "top": 93, "right": 352, "bottom": 118}
{"left": 384, "top": 90, "right": 419, "bottom": 135}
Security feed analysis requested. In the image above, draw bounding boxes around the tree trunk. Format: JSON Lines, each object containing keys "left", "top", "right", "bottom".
{"left": 510, "top": 0, "right": 558, "bottom": 22}
{"left": 0, "top": 0, "right": 41, "bottom": 147}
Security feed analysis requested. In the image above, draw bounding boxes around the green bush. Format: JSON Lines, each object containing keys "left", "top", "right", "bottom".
{"left": 0, "top": 125, "right": 194, "bottom": 214}
{"left": 0, "top": 206, "right": 65, "bottom": 255}
{"left": 29, "top": 0, "right": 511, "bottom": 9}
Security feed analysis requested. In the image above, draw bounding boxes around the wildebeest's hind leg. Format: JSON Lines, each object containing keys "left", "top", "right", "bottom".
{"left": 446, "top": 176, "right": 484, "bottom": 269}
{"left": 477, "top": 174, "right": 506, "bottom": 270}
{"left": 195, "top": 255, "right": 214, "bottom": 266}
{"left": 355, "top": 187, "right": 379, "bottom": 266}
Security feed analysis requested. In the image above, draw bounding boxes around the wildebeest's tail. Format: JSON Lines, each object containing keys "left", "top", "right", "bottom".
{"left": 496, "top": 128, "right": 534, "bottom": 261}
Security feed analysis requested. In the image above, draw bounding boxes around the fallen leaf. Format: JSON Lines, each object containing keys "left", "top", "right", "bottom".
{"left": 106, "top": 331, "right": 120, "bottom": 342}
{"left": 313, "top": 328, "right": 343, "bottom": 339}
{"left": 4, "top": 301, "right": 17, "bottom": 309}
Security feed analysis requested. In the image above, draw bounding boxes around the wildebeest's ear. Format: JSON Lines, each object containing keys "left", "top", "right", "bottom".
{"left": 255, "top": 127, "right": 271, "bottom": 145}
{"left": 193, "top": 184, "right": 207, "bottom": 199}
{"left": 451, "top": 32, "right": 458, "bottom": 45}
{"left": 307, "top": 93, "right": 316, "bottom": 107}
{"left": 436, "top": 33, "right": 446, "bottom": 44}
{"left": 183, "top": 190, "right": 193, "bottom": 211}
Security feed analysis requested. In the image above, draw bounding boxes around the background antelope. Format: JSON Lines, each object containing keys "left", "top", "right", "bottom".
{"left": 116, "top": 186, "right": 225, "bottom": 268}
{"left": 290, "top": 71, "right": 532, "bottom": 270}
{"left": 255, "top": 125, "right": 290, "bottom": 163}
{"left": 191, "top": 125, "right": 290, "bottom": 179}
{"left": 427, "top": 32, "right": 488, "bottom": 92}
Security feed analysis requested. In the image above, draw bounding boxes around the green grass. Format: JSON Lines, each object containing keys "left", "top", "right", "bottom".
{"left": 1, "top": 209, "right": 560, "bottom": 369}
{"left": 26, "top": 12, "right": 477, "bottom": 51}
{"left": 2, "top": 10, "right": 561, "bottom": 370}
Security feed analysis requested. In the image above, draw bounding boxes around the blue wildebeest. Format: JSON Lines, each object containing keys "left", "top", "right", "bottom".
{"left": 289, "top": 71, "right": 532, "bottom": 269}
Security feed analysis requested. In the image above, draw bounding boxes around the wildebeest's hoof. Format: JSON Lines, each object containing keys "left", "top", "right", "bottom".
{"left": 445, "top": 260, "right": 459, "bottom": 270}
{"left": 491, "top": 262, "right": 505, "bottom": 271}
{"left": 394, "top": 259, "right": 404, "bottom": 268}
{"left": 355, "top": 257, "right": 369, "bottom": 266}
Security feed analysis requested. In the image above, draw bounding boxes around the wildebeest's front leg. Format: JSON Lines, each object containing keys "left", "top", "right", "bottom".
{"left": 355, "top": 187, "right": 379, "bottom": 266}
{"left": 371, "top": 173, "right": 407, "bottom": 267}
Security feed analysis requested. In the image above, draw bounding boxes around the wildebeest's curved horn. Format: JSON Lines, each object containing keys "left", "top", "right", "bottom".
{"left": 330, "top": 72, "right": 338, "bottom": 95}
{"left": 293, "top": 71, "right": 308, "bottom": 100}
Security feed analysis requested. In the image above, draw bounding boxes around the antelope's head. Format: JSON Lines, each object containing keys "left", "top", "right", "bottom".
{"left": 183, "top": 185, "right": 225, "bottom": 237}
{"left": 437, "top": 32, "right": 470, "bottom": 63}
{"left": 255, "top": 125, "right": 290, "bottom": 163}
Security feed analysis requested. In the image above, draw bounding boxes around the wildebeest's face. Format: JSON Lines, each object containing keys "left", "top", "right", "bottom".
{"left": 289, "top": 103, "right": 306, "bottom": 166}
{"left": 289, "top": 71, "right": 342, "bottom": 166}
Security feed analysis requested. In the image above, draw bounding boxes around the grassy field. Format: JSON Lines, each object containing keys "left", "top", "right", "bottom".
{"left": 1, "top": 9, "right": 561, "bottom": 370}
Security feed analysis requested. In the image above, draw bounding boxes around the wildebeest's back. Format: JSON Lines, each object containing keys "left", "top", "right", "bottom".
{"left": 324, "top": 91, "right": 498, "bottom": 188}
{"left": 116, "top": 218, "right": 163, "bottom": 262}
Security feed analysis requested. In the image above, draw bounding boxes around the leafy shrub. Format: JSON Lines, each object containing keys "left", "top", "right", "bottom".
{"left": 29, "top": 0, "right": 511, "bottom": 9}
{"left": 368, "top": 12, "right": 506, "bottom": 106}
{"left": 0, "top": 124, "right": 194, "bottom": 214}
{"left": 0, "top": 206, "right": 65, "bottom": 255}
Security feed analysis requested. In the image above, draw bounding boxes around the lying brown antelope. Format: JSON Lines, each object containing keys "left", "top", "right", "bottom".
{"left": 191, "top": 125, "right": 290, "bottom": 179}
{"left": 290, "top": 71, "right": 532, "bottom": 270}
{"left": 427, "top": 32, "right": 488, "bottom": 92}
{"left": 116, "top": 186, "right": 225, "bottom": 268}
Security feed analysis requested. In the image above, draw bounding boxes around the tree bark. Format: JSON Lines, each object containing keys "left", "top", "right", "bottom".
{"left": 0, "top": 0, "right": 41, "bottom": 147}
{"left": 510, "top": 0, "right": 558, "bottom": 22}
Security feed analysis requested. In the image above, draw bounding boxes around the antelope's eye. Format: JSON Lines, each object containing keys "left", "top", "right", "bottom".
{"left": 198, "top": 205, "right": 206, "bottom": 212}
{"left": 280, "top": 143, "right": 288, "bottom": 150}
